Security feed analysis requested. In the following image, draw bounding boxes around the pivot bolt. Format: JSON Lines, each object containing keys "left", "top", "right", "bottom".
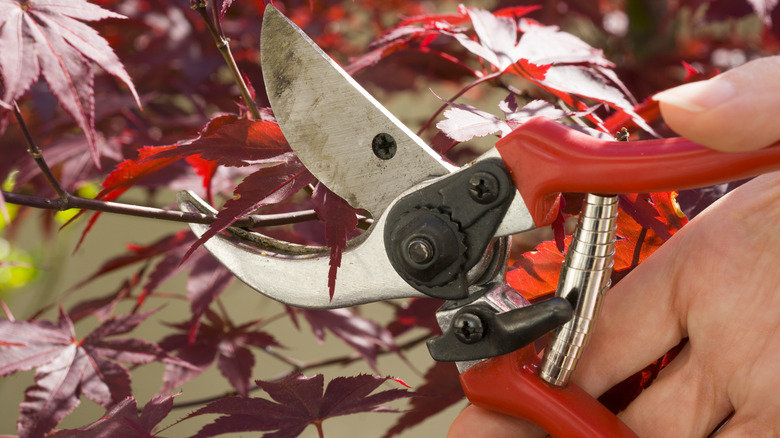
{"left": 372, "top": 133, "right": 397, "bottom": 160}
{"left": 453, "top": 313, "right": 484, "bottom": 344}
{"left": 407, "top": 238, "right": 434, "bottom": 265}
{"left": 468, "top": 172, "right": 499, "bottom": 204}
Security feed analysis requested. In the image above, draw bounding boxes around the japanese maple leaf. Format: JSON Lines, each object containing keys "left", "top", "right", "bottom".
{"left": 113, "top": 115, "right": 311, "bottom": 262}
{"left": 507, "top": 192, "right": 687, "bottom": 300}
{"left": 0, "top": 0, "right": 141, "bottom": 165}
{"left": 446, "top": 7, "right": 654, "bottom": 134}
{"left": 383, "top": 361, "right": 463, "bottom": 438}
{"left": 345, "top": 5, "right": 540, "bottom": 78}
{"left": 143, "top": 115, "right": 293, "bottom": 168}
{"left": 68, "top": 273, "right": 141, "bottom": 323}
{"left": 0, "top": 308, "right": 186, "bottom": 438}
{"left": 71, "top": 115, "right": 294, "bottom": 251}
{"left": 159, "top": 309, "right": 280, "bottom": 398}
{"left": 386, "top": 297, "right": 443, "bottom": 337}
{"left": 185, "top": 158, "right": 315, "bottom": 261}
{"left": 310, "top": 182, "right": 359, "bottom": 300}
{"left": 71, "top": 231, "right": 233, "bottom": 335}
{"left": 436, "top": 94, "right": 595, "bottom": 143}
{"left": 72, "top": 231, "right": 194, "bottom": 292}
{"left": 48, "top": 394, "right": 177, "bottom": 438}
{"left": 298, "top": 308, "right": 398, "bottom": 372}
{"left": 184, "top": 373, "right": 414, "bottom": 438}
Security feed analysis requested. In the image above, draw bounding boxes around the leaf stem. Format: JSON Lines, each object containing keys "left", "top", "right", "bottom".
{"left": 416, "top": 71, "right": 504, "bottom": 136}
{"left": 192, "top": 3, "right": 261, "bottom": 120}
{"left": 12, "top": 101, "right": 68, "bottom": 200}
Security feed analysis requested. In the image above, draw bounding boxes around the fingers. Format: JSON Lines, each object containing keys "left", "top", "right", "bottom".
{"left": 617, "top": 345, "right": 732, "bottom": 438}
{"left": 448, "top": 405, "right": 546, "bottom": 438}
{"left": 569, "top": 231, "right": 690, "bottom": 397}
{"left": 653, "top": 56, "right": 780, "bottom": 152}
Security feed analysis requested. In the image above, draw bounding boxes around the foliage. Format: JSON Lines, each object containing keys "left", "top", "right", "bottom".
{"left": 1, "top": 0, "right": 778, "bottom": 437}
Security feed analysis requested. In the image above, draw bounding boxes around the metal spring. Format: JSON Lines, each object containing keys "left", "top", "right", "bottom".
{"left": 539, "top": 193, "right": 618, "bottom": 387}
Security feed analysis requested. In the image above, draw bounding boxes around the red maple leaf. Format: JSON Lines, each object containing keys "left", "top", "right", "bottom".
{"left": 507, "top": 192, "right": 688, "bottom": 300}
{"left": 72, "top": 115, "right": 297, "bottom": 252}
{"left": 67, "top": 144, "right": 182, "bottom": 251}
{"left": 159, "top": 309, "right": 280, "bottom": 398}
{"left": 310, "top": 182, "right": 359, "bottom": 300}
{"left": 0, "top": 0, "right": 141, "bottom": 165}
{"left": 47, "top": 393, "right": 177, "bottom": 438}
{"left": 0, "top": 308, "right": 187, "bottom": 438}
{"left": 346, "top": 5, "right": 540, "bottom": 78}
{"left": 98, "top": 115, "right": 312, "bottom": 263}
{"left": 143, "top": 115, "right": 293, "bottom": 168}
{"left": 397, "top": 5, "right": 541, "bottom": 27}
{"left": 440, "top": 7, "right": 654, "bottom": 134}
{"left": 184, "top": 373, "right": 414, "bottom": 438}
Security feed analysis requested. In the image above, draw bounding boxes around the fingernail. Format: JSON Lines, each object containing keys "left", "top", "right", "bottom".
{"left": 653, "top": 78, "right": 737, "bottom": 112}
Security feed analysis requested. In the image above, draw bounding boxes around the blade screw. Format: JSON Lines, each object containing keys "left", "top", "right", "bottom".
{"left": 372, "top": 133, "right": 397, "bottom": 160}
{"left": 407, "top": 238, "right": 434, "bottom": 265}
{"left": 453, "top": 313, "right": 484, "bottom": 344}
{"left": 468, "top": 172, "right": 499, "bottom": 204}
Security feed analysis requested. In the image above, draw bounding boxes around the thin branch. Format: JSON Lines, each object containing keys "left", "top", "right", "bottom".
{"left": 0, "top": 190, "right": 332, "bottom": 227}
{"left": 264, "top": 347, "right": 306, "bottom": 369}
{"left": 192, "top": 3, "right": 261, "bottom": 120}
{"left": 170, "top": 332, "right": 432, "bottom": 410}
{"left": 1, "top": 300, "right": 15, "bottom": 321}
{"left": 12, "top": 101, "right": 68, "bottom": 200}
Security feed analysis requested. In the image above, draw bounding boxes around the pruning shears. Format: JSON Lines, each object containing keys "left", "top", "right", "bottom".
{"left": 178, "top": 6, "right": 780, "bottom": 437}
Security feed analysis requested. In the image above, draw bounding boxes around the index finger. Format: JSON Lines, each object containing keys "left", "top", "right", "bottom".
{"left": 653, "top": 56, "right": 780, "bottom": 152}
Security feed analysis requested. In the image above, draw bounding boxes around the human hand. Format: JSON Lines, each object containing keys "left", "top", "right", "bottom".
{"left": 448, "top": 56, "right": 780, "bottom": 438}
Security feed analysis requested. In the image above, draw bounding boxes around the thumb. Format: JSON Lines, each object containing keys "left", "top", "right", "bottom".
{"left": 653, "top": 56, "right": 780, "bottom": 152}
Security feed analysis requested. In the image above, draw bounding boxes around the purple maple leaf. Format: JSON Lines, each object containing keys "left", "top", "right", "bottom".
{"left": 386, "top": 298, "right": 443, "bottom": 337}
{"left": 48, "top": 394, "right": 177, "bottom": 438}
{"left": 184, "top": 373, "right": 414, "bottom": 438}
{"left": 159, "top": 309, "right": 280, "bottom": 398}
{"left": 0, "top": 308, "right": 185, "bottom": 438}
{"left": 299, "top": 308, "right": 398, "bottom": 373}
{"left": 383, "top": 361, "right": 464, "bottom": 438}
{"left": 310, "top": 183, "right": 359, "bottom": 301}
{"left": 185, "top": 158, "right": 315, "bottom": 261}
{"left": 0, "top": 0, "right": 141, "bottom": 165}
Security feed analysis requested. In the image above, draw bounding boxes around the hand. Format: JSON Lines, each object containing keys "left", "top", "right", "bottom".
{"left": 448, "top": 56, "right": 780, "bottom": 438}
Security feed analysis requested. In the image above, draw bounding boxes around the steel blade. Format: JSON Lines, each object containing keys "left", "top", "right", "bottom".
{"left": 261, "top": 6, "right": 455, "bottom": 216}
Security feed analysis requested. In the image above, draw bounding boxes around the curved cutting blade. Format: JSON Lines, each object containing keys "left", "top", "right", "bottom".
{"left": 261, "top": 6, "right": 455, "bottom": 217}
{"left": 178, "top": 191, "right": 426, "bottom": 308}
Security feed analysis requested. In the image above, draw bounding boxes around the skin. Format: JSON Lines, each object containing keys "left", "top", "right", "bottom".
{"left": 448, "top": 56, "right": 780, "bottom": 438}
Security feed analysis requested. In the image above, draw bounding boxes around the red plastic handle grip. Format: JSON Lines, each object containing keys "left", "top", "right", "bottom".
{"left": 496, "top": 117, "right": 780, "bottom": 226}
{"left": 460, "top": 345, "right": 639, "bottom": 438}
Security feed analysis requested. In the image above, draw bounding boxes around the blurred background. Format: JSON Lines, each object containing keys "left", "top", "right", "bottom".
{"left": 1, "top": 0, "right": 778, "bottom": 436}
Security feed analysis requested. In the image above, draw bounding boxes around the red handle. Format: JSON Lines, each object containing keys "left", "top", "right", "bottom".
{"left": 460, "top": 345, "right": 639, "bottom": 438}
{"left": 496, "top": 117, "right": 780, "bottom": 226}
